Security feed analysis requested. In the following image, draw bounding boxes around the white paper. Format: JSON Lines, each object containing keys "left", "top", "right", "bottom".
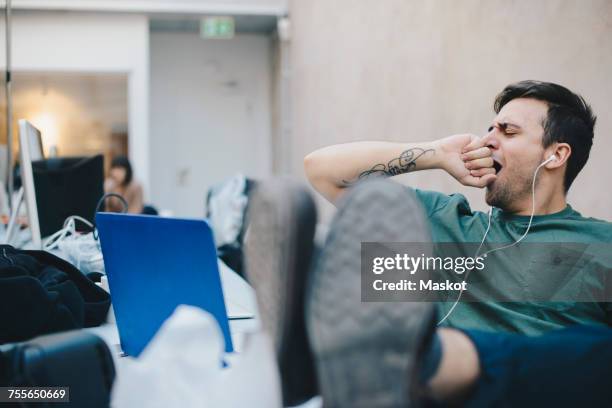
{"left": 111, "top": 305, "right": 281, "bottom": 408}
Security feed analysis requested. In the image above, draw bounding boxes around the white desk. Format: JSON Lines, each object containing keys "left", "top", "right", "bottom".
{"left": 86, "top": 316, "right": 259, "bottom": 359}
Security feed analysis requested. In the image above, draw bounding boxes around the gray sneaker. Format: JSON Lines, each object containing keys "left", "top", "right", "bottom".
{"left": 244, "top": 178, "right": 319, "bottom": 406}
{"left": 306, "top": 180, "right": 437, "bottom": 407}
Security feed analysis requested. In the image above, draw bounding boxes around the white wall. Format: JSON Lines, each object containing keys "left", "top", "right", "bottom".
{"left": 150, "top": 32, "right": 272, "bottom": 217}
{"left": 0, "top": 11, "right": 150, "bottom": 195}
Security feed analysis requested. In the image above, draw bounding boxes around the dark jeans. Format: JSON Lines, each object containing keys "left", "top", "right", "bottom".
{"left": 460, "top": 325, "right": 612, "bottom": 408}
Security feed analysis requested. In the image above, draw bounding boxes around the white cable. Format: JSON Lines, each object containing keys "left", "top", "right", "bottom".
{"left": 437, "top": 206, "right": 492, "bottom": 325}
{"left": 43, "top": 215, "right": 94, "bottom": 251}
{"left": 478, "top": 157, "right": 551, "bottom": 257}
{"left": 436, "top": 155, "right": 554, "bottom": 325}
{"left": 42, "top": 215, "right": 104, "bottom": 274}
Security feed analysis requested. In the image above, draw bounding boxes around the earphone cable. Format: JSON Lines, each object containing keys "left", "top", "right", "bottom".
{"left": 436, "top": 155, "right": 553, "bottom": 325}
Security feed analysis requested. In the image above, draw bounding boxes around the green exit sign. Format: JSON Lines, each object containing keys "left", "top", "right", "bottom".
{"left": 201, "top": 16, "right": 235, "bottom": 39}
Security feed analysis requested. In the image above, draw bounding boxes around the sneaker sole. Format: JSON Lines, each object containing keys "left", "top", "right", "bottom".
{"left": 306, "top": 180, "right": 437, "bottom": 408}
{"left": 245, "top": 178, "right": 319, "bottom": 406}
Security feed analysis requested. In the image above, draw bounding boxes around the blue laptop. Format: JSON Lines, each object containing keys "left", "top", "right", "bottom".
{"left": 96, "top": 213, "right": 233, "bottom": 357}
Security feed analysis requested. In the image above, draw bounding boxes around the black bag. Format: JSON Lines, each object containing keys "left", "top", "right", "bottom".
{"left": 0, "top": 245, "right": 110, "bottom": 344}
{"left": 0, "top": 330, "right": 115, "bottom": 407}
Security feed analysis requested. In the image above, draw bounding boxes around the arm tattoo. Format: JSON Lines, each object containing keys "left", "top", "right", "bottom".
{"left": 342, "top": 147, "right": 434, "bottom": 186}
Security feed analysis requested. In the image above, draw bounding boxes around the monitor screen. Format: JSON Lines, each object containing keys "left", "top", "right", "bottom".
{"left": 18, "top": 119, "right": 44, "bottom": 248}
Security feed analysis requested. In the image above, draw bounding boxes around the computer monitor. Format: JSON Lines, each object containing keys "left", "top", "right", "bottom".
{"left": 0, "top": 145, "right": 8, "bottom": 188}
{"left": 18, "top": 119, "right": 45, "bottom": 248}
{"left": 8, "top": 120, "right": 104, "bottom": 249}
{"left": 33, "top": 155, "right": 104, "bottom": 238}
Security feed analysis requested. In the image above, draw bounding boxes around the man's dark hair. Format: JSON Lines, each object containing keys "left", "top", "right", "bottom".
{"left": 110, "top": 155, "right": 133, "bottom": 186}
{"left": 494, "top": 80, "right": 596, "bottom": 192}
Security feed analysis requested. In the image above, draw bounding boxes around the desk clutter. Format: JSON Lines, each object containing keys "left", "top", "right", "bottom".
{"left": 0, "top": 120, "right": 281, "bottom": 407}
{"left": 0, "top": 197, "right": 270, "bottom": 406}
{"left": 0, "top": 235, "right": 272, "bottom": 407}
{"left": 0, "top": 246, "right": 113, "bottom": 407}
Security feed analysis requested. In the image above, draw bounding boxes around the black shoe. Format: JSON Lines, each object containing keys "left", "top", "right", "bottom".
{"left": 244, "top": 178, "right": 319, "bottom": 406}
{"left": 306, "top": 180, "right": 437, "bottom": 407}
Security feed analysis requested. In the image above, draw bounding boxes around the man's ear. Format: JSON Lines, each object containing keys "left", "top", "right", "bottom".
{"left": 545, "top": 143, "right": 571, "bottom": 169}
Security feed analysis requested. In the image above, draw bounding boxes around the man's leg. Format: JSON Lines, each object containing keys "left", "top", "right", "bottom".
{"left": 247, "top": 178, "right": 438, "bottom": 406}
{"left": 422, "top": 325, "right": 612, "bottom": 407}
{"left": 425, "top": 328, "right": 480, "bottom": 403}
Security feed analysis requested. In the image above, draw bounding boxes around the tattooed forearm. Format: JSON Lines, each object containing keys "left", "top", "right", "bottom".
{"left": 342, "top": 147, "right": 434, "bottom": 185}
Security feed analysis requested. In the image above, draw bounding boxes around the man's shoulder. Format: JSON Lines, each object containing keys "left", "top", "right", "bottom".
{"left": 567, "top": 207, "right": 612, "bottom": 228}
{"left": 553, "top": 206, "right": 612, "bottom": 243}
{"left": 409, "top": 187, "right": 473, "bottom": 216}
{"left": 577, "top": 214, "right": 612, "bottom": 226}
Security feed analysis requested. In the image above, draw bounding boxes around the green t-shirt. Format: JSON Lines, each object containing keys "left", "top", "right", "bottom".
{"left": 412, "top": 188, "right": 612, "bottom": 336}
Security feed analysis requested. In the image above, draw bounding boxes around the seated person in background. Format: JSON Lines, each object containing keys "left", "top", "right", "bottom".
{"left": 104, "top": 156, "right": 144, "bottom": 214}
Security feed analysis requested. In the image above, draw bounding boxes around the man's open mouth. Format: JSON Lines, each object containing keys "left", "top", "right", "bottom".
{"left": 493, "top": 159, "right": 503, "bottom": 175}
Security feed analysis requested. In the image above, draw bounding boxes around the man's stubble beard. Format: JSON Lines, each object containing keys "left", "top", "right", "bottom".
{"left": 485, "top": 169, "right": 534, "bottom": 212}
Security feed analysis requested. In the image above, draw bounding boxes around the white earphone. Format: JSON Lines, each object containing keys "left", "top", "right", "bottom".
{"left": 542, "top": 154, "right": 557, "bottom": 165}
{"left": 437, "top": 153, "right": 557, "bottom": 325}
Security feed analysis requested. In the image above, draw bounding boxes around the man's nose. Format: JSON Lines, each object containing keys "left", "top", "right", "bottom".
{"left": 482, "top": 132, "right": 500, "bottom": 150}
